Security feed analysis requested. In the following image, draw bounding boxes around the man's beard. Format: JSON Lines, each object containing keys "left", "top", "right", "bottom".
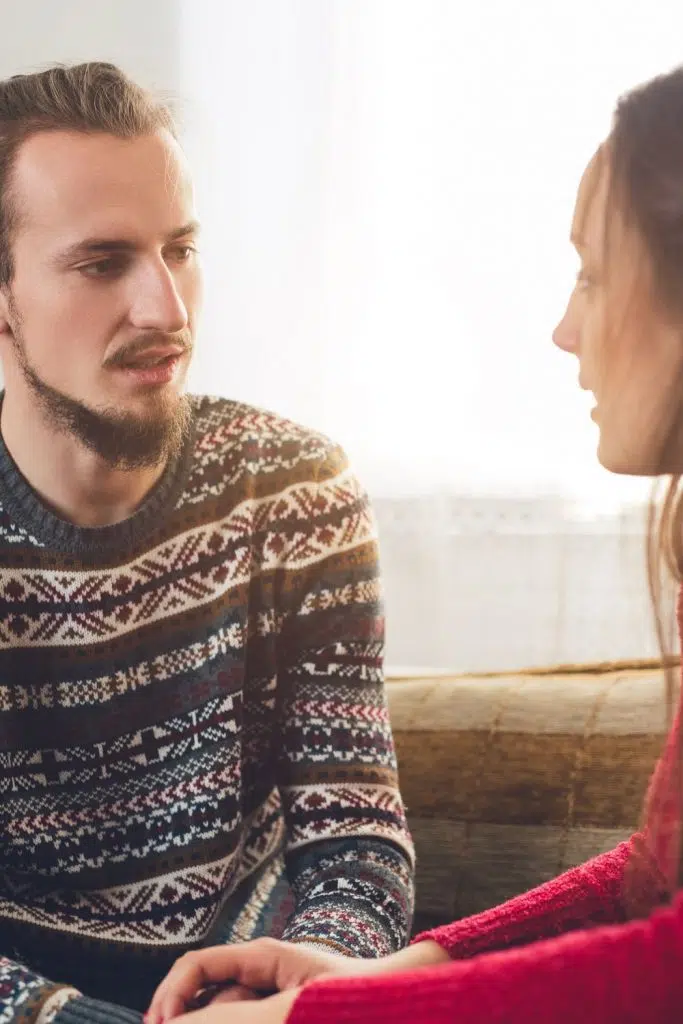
{"left": 9, "top": 316, "right": 193, "bottom": 470}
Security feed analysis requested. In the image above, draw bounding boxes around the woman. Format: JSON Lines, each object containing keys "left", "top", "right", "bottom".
{"left": 146, "top": 66, "right": 683, "bottom": 1024}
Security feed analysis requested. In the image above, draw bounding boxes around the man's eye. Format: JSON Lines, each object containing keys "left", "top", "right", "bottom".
{"left": 170, "top": 245, "right": 198, "bottom": 263}
{"left": 79, "top": 257, "right": 128, "bottom": 278}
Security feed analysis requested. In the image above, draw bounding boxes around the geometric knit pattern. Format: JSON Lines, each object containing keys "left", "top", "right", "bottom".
{"left": 0, "top": 395, "right": 415, "bottom": 1021}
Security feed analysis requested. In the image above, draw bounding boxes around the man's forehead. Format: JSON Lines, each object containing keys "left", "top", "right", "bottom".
{"left": 11, "top": 129, "right": 193, "bottom": 233}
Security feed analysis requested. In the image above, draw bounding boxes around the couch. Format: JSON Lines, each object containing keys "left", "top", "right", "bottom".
{"left": 386, "top": 662, "right": 672, "bottom": 934}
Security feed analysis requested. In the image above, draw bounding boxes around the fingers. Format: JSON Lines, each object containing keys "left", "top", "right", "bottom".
{"left": 172, "top": 1007, "right": 257, "bottom": 1024}
{"left": 171, "top": 1008, "right": 226, "bottom": 1023}
{"left": 146, "top": 951, "right": 205, "bottom": 1023}
{"left": 147, "top": 940, "right": 282, "bottom": 1023}
{"left": 171, "top": 990, "right": 299, "bottom": 1024}
{"left": 209, "top": 986, "right": 260, "bottom": 1005}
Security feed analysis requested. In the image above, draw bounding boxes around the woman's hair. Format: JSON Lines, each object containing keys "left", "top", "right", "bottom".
{"left": 606, "top": 66, "right": 683, "bottom": 910}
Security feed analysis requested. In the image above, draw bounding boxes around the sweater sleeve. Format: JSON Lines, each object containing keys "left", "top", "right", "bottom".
{"left": 0, "top": 957, "right": 141, "bottom": 1023}
{"left": 414, "top": 835, "right": 634, "bottom": 957}
{"left": 287, "top": 889, "right": 683, "bottom": 1024}
{"left": 275, "top": 442, "right": 415, "bottom": 957}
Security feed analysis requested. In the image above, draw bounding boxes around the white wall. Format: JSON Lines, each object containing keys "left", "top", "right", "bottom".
{"left": 178, "top": 1, "right": 678, "bottom": 512}
{"left": 375, "top": 495, "right": 678, "bottom": 672}
{"left": 179, "top": 1, "right": 337, "bottom": 430}
{"left": 0, "top": 0, "right": 181, "bottom": 91}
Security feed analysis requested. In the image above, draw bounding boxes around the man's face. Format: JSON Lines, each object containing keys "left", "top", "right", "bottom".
{"left": 0, "top": 128, "right": 202, "bottom": 467}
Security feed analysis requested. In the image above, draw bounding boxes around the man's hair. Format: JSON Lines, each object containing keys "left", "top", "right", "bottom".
{"left": 0, "top": 61, "right": 176, "bottom": 286}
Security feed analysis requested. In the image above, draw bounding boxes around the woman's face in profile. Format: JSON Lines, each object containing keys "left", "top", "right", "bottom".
{"left": 553, "top": 147, "right": 683, "bottom": 476}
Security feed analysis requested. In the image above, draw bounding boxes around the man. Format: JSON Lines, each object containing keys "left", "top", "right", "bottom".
{"left": 0, "top": 63, "right": 414, "bottom": 1023}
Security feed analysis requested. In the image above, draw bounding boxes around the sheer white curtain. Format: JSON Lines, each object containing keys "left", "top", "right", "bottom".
{"left": 180, "top": 0, "right": 682, "bottom": 671}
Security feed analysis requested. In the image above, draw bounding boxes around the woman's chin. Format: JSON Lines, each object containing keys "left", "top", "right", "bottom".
{"left": 597, "top": 435, "right": 658, "bottom": 477}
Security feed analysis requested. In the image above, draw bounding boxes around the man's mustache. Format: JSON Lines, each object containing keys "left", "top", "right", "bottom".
{"left": 105, "top": 330, "right": 193, "bottom": 368}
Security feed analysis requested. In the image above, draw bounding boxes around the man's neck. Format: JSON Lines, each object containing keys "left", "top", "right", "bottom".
{"left": 0, "top": 391, "right": 166, "bottom": 528}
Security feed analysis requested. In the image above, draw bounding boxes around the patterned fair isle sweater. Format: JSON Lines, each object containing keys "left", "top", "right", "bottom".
{"left": 0, "top": 396, "right": 415, "bottom": 1023}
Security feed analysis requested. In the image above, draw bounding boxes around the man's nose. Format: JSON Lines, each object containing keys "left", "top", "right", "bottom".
{"left": 128, "top": 259, "right": 189, "bottom": 335}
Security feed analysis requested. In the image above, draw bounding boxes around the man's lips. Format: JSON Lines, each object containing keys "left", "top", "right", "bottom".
{"left": 114, "top": 356, "right": 183, "bottom": 387}
{"left": 112, "top": 346, "right": 186, "bottom": 369}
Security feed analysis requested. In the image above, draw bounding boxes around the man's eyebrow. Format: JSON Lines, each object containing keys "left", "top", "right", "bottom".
{"left": 168, "top": 220, "right": 201, "bottom": 242}
{"left": 51, "top": 220, "right": 201, "bottom": 267}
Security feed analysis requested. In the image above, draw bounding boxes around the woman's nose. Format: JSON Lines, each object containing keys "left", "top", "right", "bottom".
{"left": 552, "top": 306, "right": 578, "bottom": 355}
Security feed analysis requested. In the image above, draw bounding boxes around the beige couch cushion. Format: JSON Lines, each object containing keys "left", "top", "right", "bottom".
{"left": 386, "top": 665, "right": 670, "bottom": 931}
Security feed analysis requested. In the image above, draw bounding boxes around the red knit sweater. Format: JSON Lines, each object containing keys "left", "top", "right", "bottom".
{"left": 288, "top": 651, "right": 683, "bottom": 1022}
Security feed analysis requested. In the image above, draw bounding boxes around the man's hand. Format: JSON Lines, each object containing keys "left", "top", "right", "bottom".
{"left": 146, "top": 940, "right": 344, "bottom": 1022}
{"left": 146, "top": 938, "right": 450, "bottom": 1022}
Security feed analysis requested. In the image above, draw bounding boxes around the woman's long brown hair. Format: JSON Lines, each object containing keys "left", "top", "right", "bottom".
{"left": 607, "top": 68, "right": 683, "bottom": 908}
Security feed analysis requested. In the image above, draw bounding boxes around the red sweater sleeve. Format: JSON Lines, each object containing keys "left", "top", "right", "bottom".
{"left": 414, "top": 835, "right": 634, "bottom": 957}
{"left": 287, "top": 889, "right": 683, "bottom": 1024}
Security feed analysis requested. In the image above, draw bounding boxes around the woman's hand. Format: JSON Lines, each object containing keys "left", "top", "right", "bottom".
{"left": 171, "top": 989, "right": 301, "bottom": 1024}
{"left": 147, "top": 938, "right": 451, "bottom": 1022}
